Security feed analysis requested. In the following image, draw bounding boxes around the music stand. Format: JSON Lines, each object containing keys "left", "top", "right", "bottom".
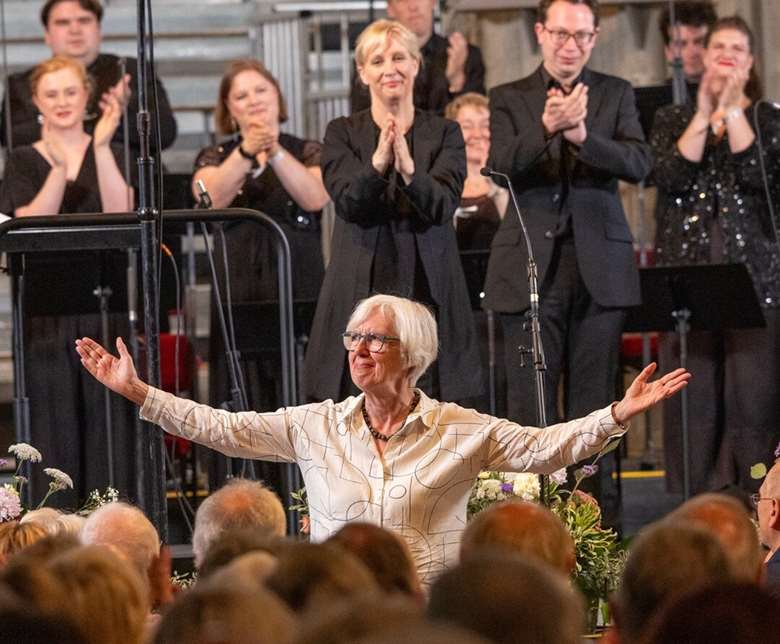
{"left": 625, "top": 264, "right": 765, "bottom": 499}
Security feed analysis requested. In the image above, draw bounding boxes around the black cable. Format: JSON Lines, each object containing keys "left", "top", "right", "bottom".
{"left": 217, "top": 225, "right": 249, "bottom": 399}
{"left": 752, "top": 101, "right": 780, "bottom": 258}
{"left": 161, "top": 246, "right": 195, "bottom": 534}
{"left": 145, "top": 0, "right": 166, "bottom": 306}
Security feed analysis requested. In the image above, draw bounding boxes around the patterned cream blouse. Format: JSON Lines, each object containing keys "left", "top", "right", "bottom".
{"left": 141, "top": 387, "right": 626, "bottom": 585}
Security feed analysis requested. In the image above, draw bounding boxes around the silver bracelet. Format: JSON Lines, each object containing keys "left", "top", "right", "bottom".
{"left": 268, "top": 148, "right": 285, "bottom": 166}
{"left": 724, "top": 107, "right": 743, "bottom": 125}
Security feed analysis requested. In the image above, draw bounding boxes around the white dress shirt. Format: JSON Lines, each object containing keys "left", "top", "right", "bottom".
{"left": 141, "top": 386, "right": 626, "bottom": 585}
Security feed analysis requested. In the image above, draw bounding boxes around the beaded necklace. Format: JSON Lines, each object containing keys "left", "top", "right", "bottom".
{"left": 362, "top": 390, "right": 421, "bottom": 442}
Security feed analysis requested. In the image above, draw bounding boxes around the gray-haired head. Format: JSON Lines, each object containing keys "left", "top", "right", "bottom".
{"left": 346, "top": 294, "right": 438, "bottom": 388}
{"left": 80, "top": 502, "right": 160, "bottom": 585}
{"left": 192, "top": 478, "right": 286, "bottom": 569}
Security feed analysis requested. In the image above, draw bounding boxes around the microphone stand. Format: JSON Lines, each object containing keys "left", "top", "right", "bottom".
{"left": 668, "top": 0, "right": 687, "bottom": 107}
{"left": 135, "top": 0, "right": 167, "bottom": 537}
{"left": 481, "top": 167, "right": 549, "bottom": 505}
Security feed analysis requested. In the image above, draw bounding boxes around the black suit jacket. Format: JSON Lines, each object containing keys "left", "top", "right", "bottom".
{"left": 350, "top": 33, "right": 486, "bottom": 115}
{"left": 1, "top": 53, "right": 177, "bottom": 152}
{"left": 304, "top": 109, "right": 482, "bottom": 401}
{"left": 483, "top": 65, "right": 652, "bottom": 312}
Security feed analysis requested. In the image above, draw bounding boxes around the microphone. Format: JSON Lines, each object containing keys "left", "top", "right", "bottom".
{"left": 195, "top": 179, "right": 213, "bottom": 209}
{"left": 480, "top": 166, "right": 493, "bottom": 177}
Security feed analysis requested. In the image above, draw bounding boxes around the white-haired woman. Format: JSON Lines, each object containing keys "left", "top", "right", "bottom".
{"left": 76, "top": 294, "right": 690, "bottom": 586}
{"left": 304, "top": 19, "right": 482, "bottom": 406}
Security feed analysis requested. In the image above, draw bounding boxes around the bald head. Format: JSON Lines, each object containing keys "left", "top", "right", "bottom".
{"left": 669, "top": 493, "right": 763, "bottom": 583}
{"left": 460, "top": 501, "right": 575, "bottom": 574}
{"left": 192, "top": 479, "right": 286, "bottom": 568}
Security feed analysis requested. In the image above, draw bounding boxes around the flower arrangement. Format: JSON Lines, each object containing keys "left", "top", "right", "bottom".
{"left": 467, "top": 461, "right": 625, "bottom": 624}
{"left": 0, "top": 442, "right": 116, "bottom": 522}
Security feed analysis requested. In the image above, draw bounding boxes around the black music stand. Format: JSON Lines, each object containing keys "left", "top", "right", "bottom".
{"left": 625, "top": 264, "right": 765, "bottom": 499}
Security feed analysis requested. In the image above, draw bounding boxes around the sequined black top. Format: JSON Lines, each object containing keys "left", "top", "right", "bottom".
{"left": 651, "top": 103, "right": 780, "bottom": 309}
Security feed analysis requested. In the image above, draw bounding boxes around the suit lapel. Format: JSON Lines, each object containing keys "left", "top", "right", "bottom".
{"left": 356, "top": 110, "right": 379, "bottom": 165}
{"left": 411, "top": 110, "right": 433, "bottom": 178}
{"left": 519, "top": 66, "right": 548, "bottom": 133}
{"left": 582, "top": 68, "right": 604, "bottom": 134}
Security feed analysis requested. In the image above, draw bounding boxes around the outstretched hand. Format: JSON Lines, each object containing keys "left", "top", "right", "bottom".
{"left": 612, "top": 362, "right": 690, "bottom": 425}
{"left": 75, "top": 337, "right": 148, "bottom": 406}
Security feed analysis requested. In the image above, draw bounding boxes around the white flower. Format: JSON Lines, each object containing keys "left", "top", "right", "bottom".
{"left": 0, "top": 484, "right": 22, "bottom": 521}
{"left": 477, "top": 471, "right": 491, "bottom": 480}
{"left": 512, "top": 473, "right": 541, "bottom": 502}
{"left": 44, "top": 468, "right": 73, "bottom": 491}
{"left": 8, "top": 443, "right": 42, "bottom": 463}
{"left": 481, "top": 479, "right": 503, "bottom": 500}
{"left": 550, "top": 468, "right": 568, "bottom": 486}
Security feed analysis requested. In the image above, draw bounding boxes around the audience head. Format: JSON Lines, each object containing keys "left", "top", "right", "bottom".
{"left": 611, "top": 521, "right": 734, "bottom": 642}
{"left": 640, "top": 583, "right": 780, "bottom": 644}
{"left": 197, "top": 525, "right": 283, "bottom": 579}
{"left": 658, "top": 1, "right": 716, "bottom": 79}
{"left": 153, "top": 580, "right": 297, "bottom": 644}
{"left": 0, "top": 520, "right": 47, "bottom": 566}
{"left": 385, "top": 0, "right": 436, "bottom": 43}
{"left": 461, "top": 500, "right": 575, "bottom": 574}
{"left": 0, "top": 595, "right": 86, "bottom": 644}
{"left": 535, "top": 1, "right": 600, "bottom": 84}
{"left": 266, "top": 542, "right": 380, "bottom": 613}
{"left": 215, "top": 58, "right": 289, "bottom": 135}
{"left": 669, "top": 492, "right": 763, "bottom": 582}
{"left": 346, "top": 294, "right": 438, "bottom": 389}
{"left": 41, "top": 0, "right": 103, "bottom": 66}
{"left": 81, "top": 501, "right": 160, "bottom": 587}
{"left": 704, "top": 15, "right": 762, "bottom": 102}
{"left": 208, "top": 550, "right": 279, "bottom": 593}
{"left": 22, "top": 507, "right": 86, "bottom": 537}
{"left": 52, "top": 545, "right": 147, "bottom": 644}
{"left": 327, "top": 522, "right": 422, "bottom": 598}
{"left": 446, "top": 93, "right": 491, "bottom": 169}
{"left": 295, "top": 593, "right": 423, "bottom": 644}
{"left": 354, "top": 20, "right": 421, "bottom": 107}
{"left": 428, "top": 551, "right": 584, "bottom": 644}
{"left": 192, "top": 479, "right": 286, "bottom": 569}
{"left": 756, "top": 460, "right": 780, "bottom": 554}
{"left": 30, "top": 56, "right": 92, "bottom": 131}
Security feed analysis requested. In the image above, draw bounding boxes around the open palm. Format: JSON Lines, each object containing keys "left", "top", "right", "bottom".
{"left": 75, "top": 337, "right": 146, "bottom": 405}
{"left": 614, "top": 362, "right": 691, "bottom": 424}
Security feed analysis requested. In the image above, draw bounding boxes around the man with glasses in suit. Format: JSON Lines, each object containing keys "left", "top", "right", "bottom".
{"left": 483, "top": 0, "right": 652, "bottom": 524}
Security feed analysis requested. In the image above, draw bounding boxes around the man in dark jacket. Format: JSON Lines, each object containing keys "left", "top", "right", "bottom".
{"left": 484, "top": 0, "right": 652, "bottom": 521}
{"left": 1, "top": 0, "right": 177, "bottom": 154}
{"left": 350, "top": 0, "right": 485, "bottom": 114}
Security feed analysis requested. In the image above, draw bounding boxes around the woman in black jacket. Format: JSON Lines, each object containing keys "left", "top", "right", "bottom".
{"left": 304, "top": 19, "right": 482, "bottom": 403}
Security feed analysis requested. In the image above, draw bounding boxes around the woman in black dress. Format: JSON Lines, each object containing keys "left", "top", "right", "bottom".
{"left": 0, "top": 56, "right": 135, "bottom": 507}
{"left": 446, "top": 92, "right": 508, "bottom": 414}
{"left": 304, "top": 19, "right": 482, "bottom": 403}
{"left": 192, "top": 59, "right": 329, "bottom": 416}
{"left": 651, "top": 16, "right": 780, "bottom": 494}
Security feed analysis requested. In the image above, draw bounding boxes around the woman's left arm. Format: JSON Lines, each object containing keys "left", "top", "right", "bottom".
{"left": 399, "top": 119, "right": 465, "bottom": 226}
{"left": 269, "top": 140, "right": 330, "bottom": 212}
{"left": 483, "top": 363, "right": 689, "bottom": 472}
{"left": 94, "top": 94, "right": 134, "bottom": 212}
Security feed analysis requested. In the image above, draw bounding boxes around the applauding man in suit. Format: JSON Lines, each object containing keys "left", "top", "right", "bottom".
{"left": 483, "top": 0, "right": 652, "bottom": 520}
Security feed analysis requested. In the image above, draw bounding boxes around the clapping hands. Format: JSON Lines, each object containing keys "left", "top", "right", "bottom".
{"left": 542, "top": 82, "right": 588, "bottom": 145}
{"left": 372, "top": 116, "right": 415, "bottom": 182}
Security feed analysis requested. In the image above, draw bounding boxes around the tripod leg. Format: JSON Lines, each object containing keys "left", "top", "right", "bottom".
{"left": 94, "top": 286, "right": 115, "bottom": 488}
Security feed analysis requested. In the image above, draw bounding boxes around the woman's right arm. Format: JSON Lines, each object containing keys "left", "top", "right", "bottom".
{"left": 75, "top": 336, "right": 297, "bottom": 461}
{"left": 15, "top": 164, "right": 68, "bottom": 217}
{"left": 192, "top": 146, "right": 252, "bottom": 209}
{"left": 321, "top": 117, "right": 387, "bottom": 223}
{"left": 649, "top": 106, "right": 701, "bottom": 194}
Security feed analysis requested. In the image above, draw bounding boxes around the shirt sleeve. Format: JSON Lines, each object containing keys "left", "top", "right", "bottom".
{"left": 140, "top": 386, "right": 298, "bottom": 462}
{"left": 480, "top": 405, "right": 627, "bottom": 473}
{"left": 649, "top": 104, "right": 701, "bottom": 194}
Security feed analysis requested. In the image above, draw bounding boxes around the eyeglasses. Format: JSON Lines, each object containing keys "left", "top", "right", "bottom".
{"left": 342, "top": 331, "right": 400, "bottom": 353}
{"left": 542, "top": 26, "right": 597, "bottom": 48}
{"left": 750, "top": 493, "right": 774, "bottom": 508}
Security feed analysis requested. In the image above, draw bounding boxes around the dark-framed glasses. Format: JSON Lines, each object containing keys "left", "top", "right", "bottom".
{"left": 750, "top": 493, "right": 774, "bottom": 508}
{"left": 342, "top": 331, "right": 400, "bottom": 353}
{"left": 543, "top": 26, "right": 596, "bottom": 48}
